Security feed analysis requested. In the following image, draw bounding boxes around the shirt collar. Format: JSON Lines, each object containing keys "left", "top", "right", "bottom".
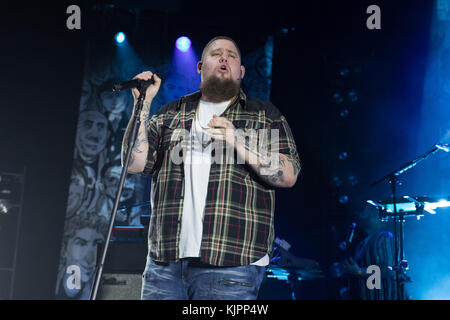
{"left": 181, "top": 88, "right": 247, "bottom": 111}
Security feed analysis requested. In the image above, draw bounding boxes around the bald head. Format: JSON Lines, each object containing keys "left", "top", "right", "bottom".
{"left": 201, "top": 36, "right": 242, "bottom": 62}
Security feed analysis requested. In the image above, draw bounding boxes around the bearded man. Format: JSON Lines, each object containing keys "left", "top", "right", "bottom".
{"left": 122, "top": 36, "right": 301, "bottom": 300}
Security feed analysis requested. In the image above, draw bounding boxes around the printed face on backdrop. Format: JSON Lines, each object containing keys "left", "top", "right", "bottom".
{"left": 103, "top": 165, "right": 134, "bottom": 202}
{"left": 67, "top": 170, "right": 86, "bottom": 217}
{"left": 76, "top": 110, "right": 109, "bottom": 163}
{"left": 79, "top": 80, "right": 93, "bottom": 111}
{"left": 162, "top": 74, "right": 191, "bottom": 103}
{"left": 64, "top": 227, "right": 104, "bottom": 284}
{"left": 99, "top": 90, "right": 129, "bottom": 114}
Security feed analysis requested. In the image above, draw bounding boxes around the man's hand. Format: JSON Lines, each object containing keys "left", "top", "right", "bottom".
{"left": 131, "top": 71, "right": 162, "bottom": 103}
{"left": 206, "top": 115, "right": 236, "bottom": 146}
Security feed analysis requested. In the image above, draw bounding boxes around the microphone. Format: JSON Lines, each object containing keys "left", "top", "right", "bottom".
{"left": 112, "top": 74, "right": 161, "bottom": 91}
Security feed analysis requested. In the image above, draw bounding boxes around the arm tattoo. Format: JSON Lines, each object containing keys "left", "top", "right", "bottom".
{"left": 287, "top": 158, "right": 300, "bottom": 176}
{"left": 132, "top": 131, "right": 148, "bottom": 153}
{"left": 260, "top": 157, "right": 285, "bottom": 184}
{"left": 267, "top": 170, "right": 284, "bottom": 184}
{"left": 236, "top": 130, "right": 284, "bottom": 183}
{"left": 141, "top": 101, "right": 151, "bottom": 120}
{"left": 121, "top": 100, "right": 152, "bottom": 167}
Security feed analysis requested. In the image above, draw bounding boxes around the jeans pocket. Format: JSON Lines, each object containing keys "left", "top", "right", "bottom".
{"left": 217, "top": 265, "right": 258, "bottom": 288}
{"left": 218, "top": 279, "right": 253, "bottom": 287}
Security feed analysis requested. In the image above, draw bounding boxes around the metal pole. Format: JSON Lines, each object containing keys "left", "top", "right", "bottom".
{"left": 89, "top": 85, "right": 148, "bottom": 300}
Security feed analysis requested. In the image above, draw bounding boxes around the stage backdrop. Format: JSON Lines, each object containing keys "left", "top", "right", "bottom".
{"left": 55, "top": 33, "right": 274, "bottom": 299}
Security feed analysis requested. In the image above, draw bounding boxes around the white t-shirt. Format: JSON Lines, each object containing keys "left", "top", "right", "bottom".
{"left": 178, "top": 99, "right": 269, "bottom": 266}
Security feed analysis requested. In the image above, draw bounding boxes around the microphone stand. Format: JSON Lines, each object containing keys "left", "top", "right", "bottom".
{"left": 89, "top": 82, "right": 150, "bottom": 300}
{"left": 371, "top": 144, "right": 446, "bottom": 300}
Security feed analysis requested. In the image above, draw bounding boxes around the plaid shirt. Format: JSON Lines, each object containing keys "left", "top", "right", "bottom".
{"left": 142, "top": 89, "right": 300, "bottom": 266}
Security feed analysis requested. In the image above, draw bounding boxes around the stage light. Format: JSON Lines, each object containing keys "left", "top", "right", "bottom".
{"left": 340, "top": 108, "right": 349, "bottom": 118}
{"left": 332, "top": 92, "right": 344, "bottom": 104}
{"left": 338, "top": 152, "right": 348, "bottom": 160}
{"left": 279, "top": 27, "right": 296, "bottom": 35}
{"left": 424, "top": 199, "right": 450, "bottom": 213}
{"left": 176, "top": 36, "right": 191, "bottom": 52}
{"left": 115, "top": 32, "right": 126, "bottom": 45}
{"left": 436, "top": 199, "right": 450, "bottom": 207}
{"left": 339, "top": 195, "right": 349, "bottom": 204}
{"left": 332, "top": 176, "right": 343, "bottom": 187}
{"left": 347, "top": 89, "right": 358, "bottom": 102}
{"left": 348, "top": 175, "right": 359, "bottom": 186}
{"left": 339, "top": 68, "right": 350, "bottom": 77}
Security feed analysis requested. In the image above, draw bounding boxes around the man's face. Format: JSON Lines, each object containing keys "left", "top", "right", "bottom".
{"left": 65, "top": 227, "right": 104, "bottom": 283}
{"left": 67, "top": 173, "right": 85, "bottom": 216}
{"left": 199, "top": 39, "right": 244, "bottom": 86}
{"left": 76, "top": 111, "right": 109, "bottom": 161}
{"left": 104, "top": 166, "right": 134, "bottom": 201}
{"left": 100, "top": 90, "right": 128, "bottom": 114}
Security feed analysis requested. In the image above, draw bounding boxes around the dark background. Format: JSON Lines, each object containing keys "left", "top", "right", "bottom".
{"left": 0, "top": 0, "right": 433, "bottom": 299}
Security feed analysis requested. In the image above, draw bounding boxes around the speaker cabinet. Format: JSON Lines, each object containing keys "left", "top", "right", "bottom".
{"left": 96, "top": 239, "right": 147, "bottom": 300}
{"left": 98, "top": 273, "right": 142, "bottom": 300}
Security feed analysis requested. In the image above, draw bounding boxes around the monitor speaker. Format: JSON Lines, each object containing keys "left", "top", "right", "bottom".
{"left": 97, "top": 272, "right": 142, "bottom": 300}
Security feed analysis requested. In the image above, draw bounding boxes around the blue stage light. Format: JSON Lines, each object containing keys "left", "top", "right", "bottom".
{"left": 176, "top": 36, "right": 191, "bottom": 52}
{"left": 115, "top": 32, "right": 126, "bottom": 44}
{"left": 339, "top": 195, "right": 349, "bottom": 204}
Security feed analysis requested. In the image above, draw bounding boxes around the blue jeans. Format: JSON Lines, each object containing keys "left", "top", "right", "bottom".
{"left": 141, "top": 256, "right": 266, "bottom": 300}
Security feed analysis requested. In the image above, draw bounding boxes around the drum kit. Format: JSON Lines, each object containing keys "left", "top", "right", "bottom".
{"left": 365, "top": 143, "right": 450, "bottom": 300}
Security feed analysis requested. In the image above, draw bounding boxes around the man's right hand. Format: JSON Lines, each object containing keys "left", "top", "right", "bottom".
{"left": 131, "top": 71, "right": 162, "bottom": 102}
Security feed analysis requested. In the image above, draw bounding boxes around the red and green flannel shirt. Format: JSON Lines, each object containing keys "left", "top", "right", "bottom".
{"left": 142, "top": 89, "right": 300, "bottom": 266}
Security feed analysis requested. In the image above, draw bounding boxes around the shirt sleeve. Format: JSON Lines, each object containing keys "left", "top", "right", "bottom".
{"left": 141, "top": 114, "right": 161, "bottom": 175}
{"left": 269, "top": 114, "right": 301, "bottom": 172}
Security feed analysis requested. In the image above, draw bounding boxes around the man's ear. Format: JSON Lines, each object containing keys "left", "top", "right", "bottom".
{"left": 239, "top": 65, "right": 245, "bottom": 80}
{"left": 197, "top": 61, "right": 202, "bottom": 74}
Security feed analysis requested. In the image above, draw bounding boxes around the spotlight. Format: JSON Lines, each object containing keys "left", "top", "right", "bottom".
{"left": 347, "top": 89, "right": 358, "bottom": 102}
{"left": 332, "top": 92, "right": 344, "bottom": 104}
{"left": 176, "top": 36, "right": 191, "bottom": 52}
{"left": 332, "top": 176, "right": 343, "bottom": 187}
{"left": 348, "top": 175, "right": 359, "bottom": 186}
{"left": 339, "top": 195, "right": 349, "bottom": 204}
{"left": 340, "top": 108, "right": 349, "bottom": 118}
{"left": 338, "top": 152, "right": 348, "bottom": 160}
{"left": 279, "top": 27, "right": 296, "bottom": 35}
{"left": 339, "top": 68, "right": 350, "bottom": 77}
{"left": 115, "top": 32, "right": 126, "bottom": 45}
{"left": 424, "top": 199, "right": 450, "bottom": 213}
